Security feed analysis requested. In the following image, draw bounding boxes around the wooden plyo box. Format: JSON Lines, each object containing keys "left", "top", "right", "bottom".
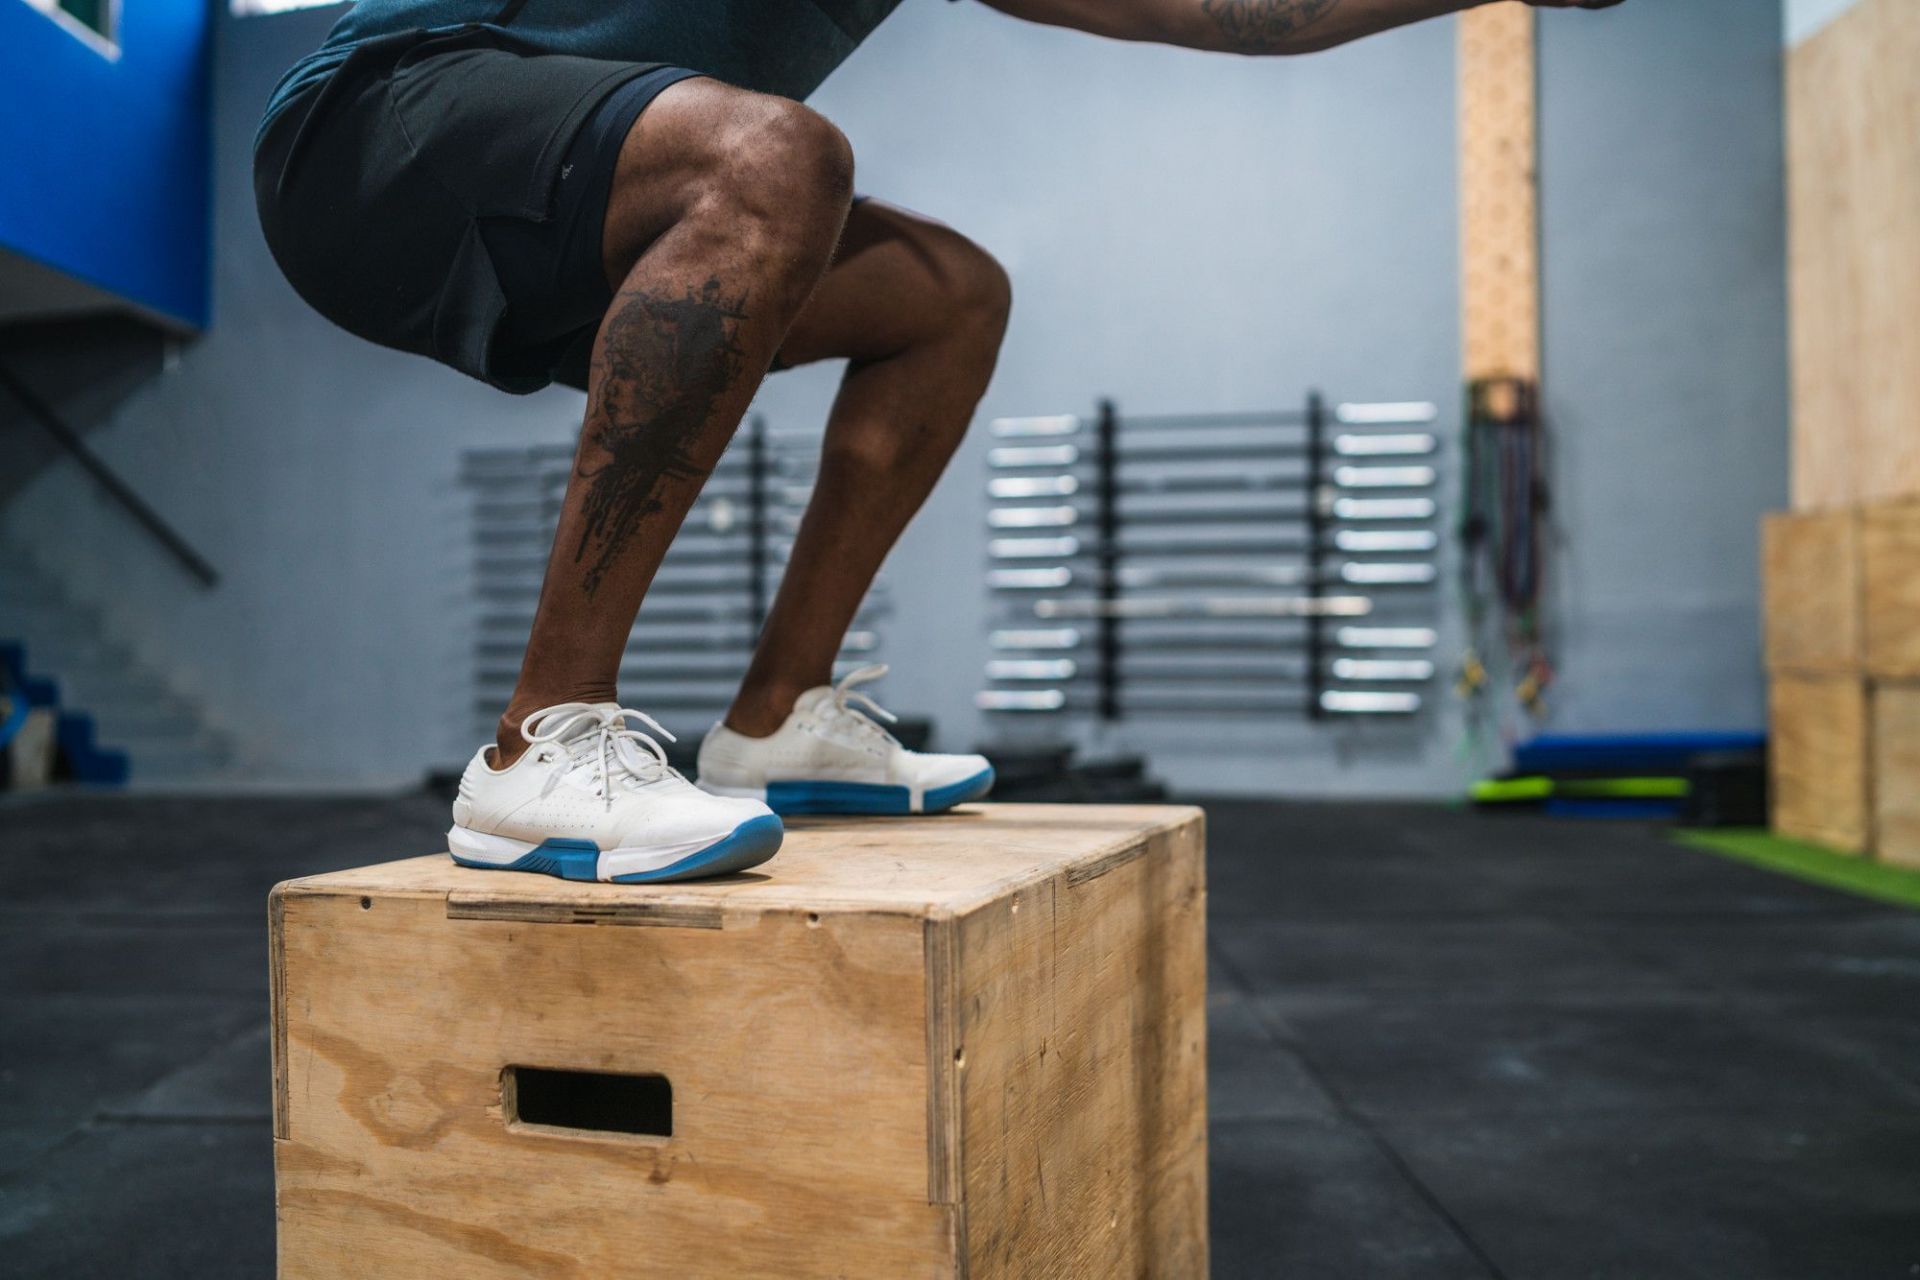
{"left": 1787, "top": 0, "right": 1920, "bottom": 510}
{"left": 1875, "top": 684, "right": 1920, "bottom": 869}
{"left": 1763, "top": 509, "right": 1862, "bottom": 674}
{"left": 270, "top": 804, "right": 1208, "bottom": 1278}
{"left": 1862, "top": 501, "right": 1920, "bottom": 678}
{"left": 1770, "top": 674, "right": 1870, "bottom": 854}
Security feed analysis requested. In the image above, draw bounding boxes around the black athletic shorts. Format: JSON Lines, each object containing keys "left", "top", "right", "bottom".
{"left": 254, "top": 27, "right": 701, "bottom": 394}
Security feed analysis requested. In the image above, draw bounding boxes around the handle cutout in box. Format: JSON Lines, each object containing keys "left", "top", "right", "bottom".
{"left": 506, "top": 1067, "right": 672, "bottom": 1137}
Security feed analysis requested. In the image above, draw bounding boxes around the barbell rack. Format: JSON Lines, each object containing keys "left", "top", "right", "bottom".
{"left": 978, "top": 393, "right": 1444, "bottom": 723}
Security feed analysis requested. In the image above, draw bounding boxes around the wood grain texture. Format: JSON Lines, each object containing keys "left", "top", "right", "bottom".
{"left": 1770, "top": 673, "right": 1871, "bottom": 854}
{"left": 272, "top": 804, "right": 1208, "bottom": 1278}
{"left": 1861, "top": 501, "right": 1920, "bottom": 677}
{"left": 1873, "top": 683, "right": 1920, "bottom": 868}
{"left": 274, "top": 891, "right": 944, "bottom": 1278}
{"left": 954, "top": 819, "right": 1208, "bottom": 1278}
{"left": 1787, "top": 0, "right": 1920, "bottom": 510}
{"left": 270, "top": 890, "right": 290, "bottom": 1141}
{"left": 1762, "top": 509, "right": 1862, "bottom": 674}
{"left": 1460, "top": 2, "right": 1539, "bottom": 382}
{"left": 285, "top": 804, "right": 1200, "bottom": 919}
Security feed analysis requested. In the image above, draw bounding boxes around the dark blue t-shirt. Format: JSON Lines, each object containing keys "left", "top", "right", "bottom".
{"left": 262, "top": 0, "right": 907, "bottom": 137}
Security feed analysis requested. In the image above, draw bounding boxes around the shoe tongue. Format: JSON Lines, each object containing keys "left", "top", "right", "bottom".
{"left": 546, "top": 702, "right": 621, "bottom": 745}
{"left": 551, "top": 704, "right": 667, "bottom": 778}
{"left": 576, "top": 706, "right": 622, "bottom": 736}
{"left": 793, "top": 686, "right": 839, "bottom": 717}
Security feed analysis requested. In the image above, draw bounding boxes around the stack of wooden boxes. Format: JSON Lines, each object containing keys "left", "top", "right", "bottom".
{"left": 1764, "top": 0, "right": 1919, "bottom": 865}
{"left": 1765, "top": 508, "right": 1920, "bottom": 863}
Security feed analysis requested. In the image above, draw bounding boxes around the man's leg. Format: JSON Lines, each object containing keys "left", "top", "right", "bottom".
{"left": 493, "top": 81, "right": 854, "bottom": 765}
{"left": 723, "top": 199, "right": 1013, "bottom": 736}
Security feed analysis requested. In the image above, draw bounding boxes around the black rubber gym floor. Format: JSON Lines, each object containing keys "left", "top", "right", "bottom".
{"left": 2, "top": 793, "right": 1917, "bottom": 1277}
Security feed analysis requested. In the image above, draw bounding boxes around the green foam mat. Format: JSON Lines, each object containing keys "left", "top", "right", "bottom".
{"left": 1674, "top": 829, "right": 1920, "bottom": 910}
{"left": 1474, "top": 776, "right": 1690, "bottom": 803}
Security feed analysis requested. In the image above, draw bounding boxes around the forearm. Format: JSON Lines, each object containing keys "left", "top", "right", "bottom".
{"left": 1178, "top": 0, "right": 1481, "bottom": 55}
{"left": 979, "top": 0, "right": 1485, "bottom": 55}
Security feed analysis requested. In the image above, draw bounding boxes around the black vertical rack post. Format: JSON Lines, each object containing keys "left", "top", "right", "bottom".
{"left": 1303, "top": 389, "right": 1329, "bottom": 720}
{"left": 745, "top": 414, "right": 770, "bottom": 633}
{"left": 1095, "top": 398, "right": 1122, "bottom": 722}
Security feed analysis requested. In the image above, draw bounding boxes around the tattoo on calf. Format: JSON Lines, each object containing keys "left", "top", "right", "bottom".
{"left": 1200, "top": 0, "right": 1341, "bottom": 53}
{"left": 573, "top": 277, "right": 749, "bottom": 597}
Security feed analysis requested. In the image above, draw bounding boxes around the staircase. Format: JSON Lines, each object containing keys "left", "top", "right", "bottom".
{"left": 0, "top": 550, "right": 231, "bottom": 785}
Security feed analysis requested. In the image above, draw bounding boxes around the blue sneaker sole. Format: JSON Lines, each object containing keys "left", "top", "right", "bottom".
{"left": 763, "top": 766, "right": 996, "bottom": 817}
{"left": 449, "top": 814, "right": 784, "bottom": 884}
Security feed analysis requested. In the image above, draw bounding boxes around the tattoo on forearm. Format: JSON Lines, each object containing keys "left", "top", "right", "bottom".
{"left": 1200, "top": 0, "right": 1341, "bottom": 53}
{"left": 572, "top": 276, "right": 748, "bottom": 597}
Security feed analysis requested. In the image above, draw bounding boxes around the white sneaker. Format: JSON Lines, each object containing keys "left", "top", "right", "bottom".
{"left": 448, "top": 703, "right": 782, "bottom": 883}
{"left": 696, "top": 665, "right": 995, "bottom": 816}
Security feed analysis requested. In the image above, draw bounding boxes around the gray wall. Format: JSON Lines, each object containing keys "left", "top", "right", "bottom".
{"left": 1537, "top": 0, "right": 1787, "bottom": 736}
{"left": 2, "top": 0, "right": 1786, "bottom": 794}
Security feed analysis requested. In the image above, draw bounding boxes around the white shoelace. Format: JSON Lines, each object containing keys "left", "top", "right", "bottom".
{"left": 816, "top": 664, "right": 899, "bottom": 747}
{"left": 521, "top": 703, "right": 677, "bottom": 810}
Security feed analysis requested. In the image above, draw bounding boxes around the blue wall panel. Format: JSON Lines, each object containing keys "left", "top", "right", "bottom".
{"left": 0, "top": 0, "right": 213, "bottom": 328}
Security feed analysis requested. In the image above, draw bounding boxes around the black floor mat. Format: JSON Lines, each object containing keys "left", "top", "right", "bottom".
{"left": 2, "top": 790, "right": 1915, "bottom": 1277}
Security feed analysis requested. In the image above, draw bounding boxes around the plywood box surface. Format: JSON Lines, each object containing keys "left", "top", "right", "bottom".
{"left": 1770, "top": 674, "right": 1870, "bottom": 854}
{"left": 1763, "top": 510, "right": 1862, "bottom": 673}
{"left": 1875, "top": 685, "right": 1920, "bottom": 869}
{"left": 270, "top": 804, "right": 1208, "bottom": 1278}
{"left": 1788, "top": 0, "right": 1920, "bottom": 509}
{"left": 1862, "top": 501, "right": 1920, "bottom": 677}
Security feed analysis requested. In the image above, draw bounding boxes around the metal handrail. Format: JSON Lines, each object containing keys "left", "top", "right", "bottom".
{"left": 0, "top": 360, "right": 219, "bottom": 587}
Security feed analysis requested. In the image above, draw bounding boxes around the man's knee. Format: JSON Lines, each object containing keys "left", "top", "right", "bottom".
{"left": 692, "top": 97, "right": 854, "bottom": 261}
{"left": 963, "top": 245, "right": 1014, "bottom": 337}
{"left": 737, "top": 99, "right": 856, "bottom": 212}
{"left": 931, "top": 230, "right": 1013, "bottom": 342}
{"left": 600, "top": 84, "right": 856, "bottom": 288}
